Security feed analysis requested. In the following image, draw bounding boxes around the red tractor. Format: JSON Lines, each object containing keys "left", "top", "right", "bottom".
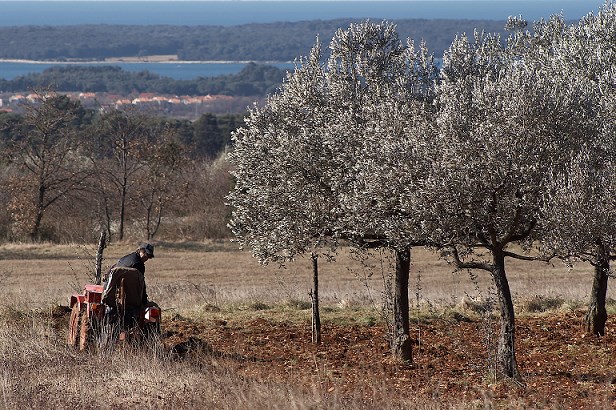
{"left": 67, "top": 269, "right": 162, "bottom": 350}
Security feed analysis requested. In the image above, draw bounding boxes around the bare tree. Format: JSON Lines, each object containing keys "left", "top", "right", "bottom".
{"left": 7, "top": 91, "right": 92, "bottom": 241}
{"left": 184, "top": 154, "right": 234, "bottom": 240}
{"left": 88, "top": 109, "right": 152, "bottom": 241}
{"left": 135, "top": 125, "right": 189, "bottom": 240}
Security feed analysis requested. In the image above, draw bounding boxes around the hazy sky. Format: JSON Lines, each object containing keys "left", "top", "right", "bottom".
{"left": 0, "top": 0, "right": 604, "bottom": 25}
{"left": 0, "top": 0, "right": 600, "bottom": 1}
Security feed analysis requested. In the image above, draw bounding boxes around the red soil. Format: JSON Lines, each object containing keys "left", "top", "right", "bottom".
{"left": 162, "top": 310, "right": 616, "bottom": 409}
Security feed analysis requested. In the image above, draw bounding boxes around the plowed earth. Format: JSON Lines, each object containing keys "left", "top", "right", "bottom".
{"left": 158, "top": 310, "right": 616, "bottom": 409}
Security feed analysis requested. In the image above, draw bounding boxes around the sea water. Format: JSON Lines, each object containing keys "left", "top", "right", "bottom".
{"left": 0, "top": 61, "right": 296, "bottom": 81}
{"left": 0, "top": 1, "right": 603, "bottom": 27}
{"left": 0, "top": 1, "right": 604, "bottom": 80}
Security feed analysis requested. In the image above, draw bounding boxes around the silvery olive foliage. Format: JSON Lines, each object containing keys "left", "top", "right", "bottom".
{"left": 228, "top": 21, "right": 437, "bottom": 264}
{"left": 541, "top": 1, "right": 616, "bottom": 261}
{"left": 322, "top": 22, "right": 437, "bottom": 250}
{"left": 227, "top": 5, "right": 613, "bottom": 374}
{"left": 425, "top": 25, "right": 596, "bottom": 256}
{"left": 227, "top": 38, "right": 337, "bottom": 264}
{"left": 420, "top": 8, "right": 603, "bottom": 378}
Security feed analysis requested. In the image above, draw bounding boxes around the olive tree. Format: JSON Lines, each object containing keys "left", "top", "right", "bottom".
{"left": 323, "top": 23, "right": 437, "bottom": 360}
{"left": 543, "top": 150, "right": 616, "bottom": 335}
{"left": 424, "top": 22, "right": 594, "bottom": 380}
{"left": 228, "top": 39, "right": 339, "bottom": 345}
{"left": 540, "top": 2, "right": 616, "bottom": 336}
{"left": 228, "top": 21, "right": 437, "bottom": 361}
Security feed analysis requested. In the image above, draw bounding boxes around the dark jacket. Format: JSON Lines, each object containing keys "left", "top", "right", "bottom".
{"left": 116, "top": 251, "right": 145, "bottom": 275}
{"left": 102, "top": 266, "right": 145, "bottom": 310}
{"left": 112, "top": 251, "right": 148, "bottom": 305}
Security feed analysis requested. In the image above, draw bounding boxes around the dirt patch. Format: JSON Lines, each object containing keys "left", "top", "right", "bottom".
{"left": 160, "top": 311, "right": 616, "bottom": 408}
{"left": 50, "top": 307, "right": 615, "bottom": 408}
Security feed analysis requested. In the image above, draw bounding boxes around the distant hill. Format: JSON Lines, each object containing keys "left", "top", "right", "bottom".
{"left": 0, "top": 63, "right": 286, "bottom": 97}
{"left": 0, "top": 19, "right": 510, "bottom": 62}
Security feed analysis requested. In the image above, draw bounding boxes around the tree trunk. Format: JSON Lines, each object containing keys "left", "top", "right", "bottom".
{"left": 491, "top": 248, "right": 521, "bottom": 381}
{"left": 311, "top": 253, "right": 321, "bottom": 345}
{"left": 30, "top": 184, "right": 45, "bottom": 241}
{"left": 392, "top": 247, "right": 412, "bottom": 362}
{"left": 144, "top": 190, "right": 154, "bottom": 240}
{"left": 95, "top": 230, "right": 107, "bottom": 285}
{"left": 30, "top": 209, "right": 44, "bottom": 241}
{"left": 585, "top": 242, "right": 609, "bottom": 336}
{"left": 101, "top": 191, "right": 113, "bottom": 241}
{"left": 151, "top": 197, "right": 163, "bottom": 239}
{"left": 119, "top": 182, "right": 126, "bottom": 241}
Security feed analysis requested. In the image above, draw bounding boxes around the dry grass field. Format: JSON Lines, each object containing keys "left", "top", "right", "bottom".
{"left": 0, "top": 240, "right": 595, "bottom": 310}
{"left": 1, "top": 240, "right": 615, "bottom": 409}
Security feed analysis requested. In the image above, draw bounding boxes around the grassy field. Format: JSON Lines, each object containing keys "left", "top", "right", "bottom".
{"left": 1, "top": 240, "right": 613, "bottom": 409}
{"left": 0, "top": 240, "right": 595, "bottom": 311}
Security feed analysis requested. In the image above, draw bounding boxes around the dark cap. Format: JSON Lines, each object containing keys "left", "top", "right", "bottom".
{"left": 139, "top": 243, "right": 155, "bottom": 258}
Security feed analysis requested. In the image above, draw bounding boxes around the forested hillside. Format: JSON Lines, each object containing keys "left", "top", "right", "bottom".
{"left": 0, "top": 19, "right": 509, "bottom": 62}
{"left": 0, "top": 93, "right": 240, "bottom": 243}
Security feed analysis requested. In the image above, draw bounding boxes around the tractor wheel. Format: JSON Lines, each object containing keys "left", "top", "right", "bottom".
{"left": 67, "top": 304, "right": 82, "bottom": 347}
{"left": 79, "top": 313, "right": 92, "bottom": 351}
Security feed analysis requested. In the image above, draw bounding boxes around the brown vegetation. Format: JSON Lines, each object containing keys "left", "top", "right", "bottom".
{"left": 1, "top": 242, "right": 613, "bottom": 408}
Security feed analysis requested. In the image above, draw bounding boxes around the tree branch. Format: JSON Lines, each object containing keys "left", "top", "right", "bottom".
{"left": 502, "top": 250, "right": 554, "bottom": 262}
{"left": 449, "top": 246, "right": 493, "bottom": 272}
